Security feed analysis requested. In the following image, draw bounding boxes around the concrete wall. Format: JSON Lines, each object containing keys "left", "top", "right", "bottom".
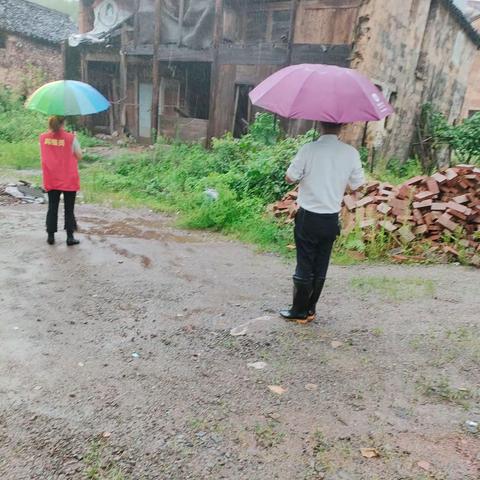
{"left": 346, "top": 0, "right": 478, "bottom": 161}
{"left": 0, "top": 32, "right": 63, "bottom": 97}
{"left": 462, "top": 16, "right": 480, "bottom": 117}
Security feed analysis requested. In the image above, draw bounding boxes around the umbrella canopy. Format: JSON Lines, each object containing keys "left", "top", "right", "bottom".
{"left": 25, "top": 80, "right": 110, "bottom": 116}
{"left": 249, "top": 64, "right": 394, "bottom": 123}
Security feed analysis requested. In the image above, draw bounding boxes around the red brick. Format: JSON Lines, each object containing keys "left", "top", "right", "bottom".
{"left": 397, "top": 184, "right": 413, "bottom": 200}
{"left": 377, "top": 202, "right": 392, "bottom": 215}
{"left": 453, "top": 194, "right": 469, "bottom": 204}
{"left": 405, "top": 175, "right": 426, "bottom": 186}
{"left": 343, "top": 195, "right": 357, "bottom": 211}
{"left": 356, "top": 196, "right": 375, "bottom": 208}
{"left": 413, "top": 199, "right": 433, "bottom": 209}
{"left": 415, "top": 225, "right": 428, "bottom": 235}
{"left": 431, "top": 202, "right": 448, "bottom": 211}
{"left": 398, "top": 225, "right": 416, "bottom": 243}
{"left": 379, "top": 220, "right": 398, "bottom": 232}
{"left": 414, "top": 190, "right": 437, "bottom": 201}
{"left": 436, "top": 213, "right": 459, "bottom": 232}
{"left": 426, "top": 178, "right": 440, "bottom": 195}
{"left": 431, "top": 172, "right": 448, "bottom": 184}
{"left": 446, "top": 202, "right": 472, "bottom": 216}
{"left": 445, "top": 168, "right": 459, "bottom": 181}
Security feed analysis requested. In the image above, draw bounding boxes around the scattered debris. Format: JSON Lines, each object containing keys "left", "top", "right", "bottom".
{"left": 1, "top": 182, "right": 46, "bottom": 204}
{"left": 417, "top": 460, "right": 432, "bottom": 471}
{"left": 331, "top": 341, "right": 344, "bottom": 349}
{"left": 230, "top": 324, "right": 249, "bottom": 336}
{"left": 272, "top": 165, "right": 480, "bottom": 266}
{"left": 465, "top": 420, "right": 478, "bottom": 434}
{"left": 268, "top": 385, "right": 287, "bottom": 395}
{"left": 204, "top": 188, "right": 219, "bottom": 201}
{"left": 229, "top": 315, "right": 275, "bottom": 337}
{"left": 131, "top": 352, "right": 140, "bottom": 359}
{"left": 360, "top": 447, "right": 380, "bottom": 458}
{"left": 305, "top": 383, "right": 318, "bottom": 391}
{"left": 247, "top": 361, "right": 268, "bottom": 370}
{"left": 101, "top": 431, "right": 112, "bottom": 439}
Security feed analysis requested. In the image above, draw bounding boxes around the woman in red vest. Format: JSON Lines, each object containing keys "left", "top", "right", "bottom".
{"left": 40, "top": 116, "right": 83, "bottom": 246}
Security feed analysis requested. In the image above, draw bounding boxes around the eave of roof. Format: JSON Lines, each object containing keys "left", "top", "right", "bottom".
{"left": 0, "top": 0, "right": 77, "bottom": 44}
{"left": 440, "top": 0, "right": 480, "bottom": 47}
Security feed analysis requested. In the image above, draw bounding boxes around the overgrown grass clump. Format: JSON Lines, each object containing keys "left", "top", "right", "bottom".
{"left": 86, "top": 114, "right": 316, "bottom": 253}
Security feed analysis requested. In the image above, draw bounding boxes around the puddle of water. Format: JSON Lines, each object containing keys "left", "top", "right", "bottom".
{"left": 79, "top": 217, "right": 201, "bottom": 243}
{"left": 110, "top": 244, "right": 152, "bottom": 268}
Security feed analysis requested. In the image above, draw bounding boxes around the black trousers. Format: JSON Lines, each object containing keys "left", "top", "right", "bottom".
{"left": 294, "top": 207, "right": 340, "bottom": 283}
{"left": 46, "top": 190, "right": 77, "bottom": 234}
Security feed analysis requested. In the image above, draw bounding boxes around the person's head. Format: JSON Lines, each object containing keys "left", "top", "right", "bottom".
{"left": 320, "top": 122, "right": 343, "bottom": 136}
{"left": 48, "top": 116, "right": 65, "bottom": 133}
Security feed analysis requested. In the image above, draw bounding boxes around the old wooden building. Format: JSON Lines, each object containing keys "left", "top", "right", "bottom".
{"left": 0, "top": 0, "right": 76, "bottom": 97}
{"left": 69, "top": 0, "right": 480, "bottom": 159}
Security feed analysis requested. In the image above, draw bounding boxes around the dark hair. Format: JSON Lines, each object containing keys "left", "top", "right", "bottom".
{"left": 320, "top": 122, "right": 343, "bottom": 134}
{"left": 48, "top": 116, "right": 65, "bottom": 133}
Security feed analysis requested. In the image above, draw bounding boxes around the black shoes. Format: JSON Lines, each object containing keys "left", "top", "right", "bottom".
{"left": 66, "top": 236, "right": 80, "bottom": 246}
{"left": 279, "top": 278, "right": 312, "bottom": 321}
{"left": 66, "top": 231, "right": 80, "bottom": 246}
{"left": 47, "top": 232, "right": 80, "bottom": 246}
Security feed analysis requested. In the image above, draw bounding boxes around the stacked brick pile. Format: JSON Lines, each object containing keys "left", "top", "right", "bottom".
{"left": 271, "top": 165, "right": 480, "bottom": 266}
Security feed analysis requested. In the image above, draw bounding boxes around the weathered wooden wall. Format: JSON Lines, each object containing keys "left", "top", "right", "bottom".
{"left": 294, "top": 0, "right": 361, "bottom": 44}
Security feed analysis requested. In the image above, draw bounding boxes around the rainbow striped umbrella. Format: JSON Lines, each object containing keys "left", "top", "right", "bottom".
{"left": 25, "top": 80, "right": 110, "bottom": 116}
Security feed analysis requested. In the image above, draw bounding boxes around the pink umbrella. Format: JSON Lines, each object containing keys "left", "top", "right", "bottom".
{"left": 249, "top": 64, "right": 394, "bottom": 123}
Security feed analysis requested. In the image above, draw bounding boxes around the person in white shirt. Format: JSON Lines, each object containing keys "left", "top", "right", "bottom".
{"left": 280, "top": 122, "right": 365, "bottom": 323}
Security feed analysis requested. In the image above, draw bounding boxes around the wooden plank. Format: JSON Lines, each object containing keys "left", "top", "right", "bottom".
{"left": 218, "top": 43, "right": 351, "bottom": 66}
{"left": 85, "top": 52, "right": 121, "bottom": 63}
{"left": 151, "top": 0, "right": 161, "bottom": 142}
{"left": 206, "top": 0, "right": 224, "bottom": 146}
{"left": 219, "top": 44, "right": 287, "bottom": 65}
{"left": 125, "top": 45, "right": 214, "bottom": 62}
{"left": 291, "top": 43, "right": 352, "bottom": 65}
{"left": 286, "top": 0, "right": 300, "bottom": 65}
{"left": 120, "top": 25, "right": 128, "bottom": 131}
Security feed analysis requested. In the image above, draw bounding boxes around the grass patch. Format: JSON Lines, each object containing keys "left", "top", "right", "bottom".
{"left": 254, "top": 421, "right": 285, "bottom": 448}
{"left": 417, "top": 377, "right": 475, "bottom": 408}
{"left": 0, "top": 142, "right": 39, "bottom": 170}
{"left": 84, "top": 440, "right": 128, "bottom": 480}
{"left": 350, "top": 276, "right": 435, "bottom": 301}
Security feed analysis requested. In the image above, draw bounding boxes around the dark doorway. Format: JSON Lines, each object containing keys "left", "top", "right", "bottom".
{"left": 233, "top": 84, "right": 253, "bottom": 137}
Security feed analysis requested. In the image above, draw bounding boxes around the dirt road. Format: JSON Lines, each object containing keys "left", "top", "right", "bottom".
{"left": 0, "top": 202, "right": 479, "bottom": 479}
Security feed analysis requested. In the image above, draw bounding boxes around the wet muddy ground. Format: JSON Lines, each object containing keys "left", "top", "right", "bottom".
{"left": 0, "top": 202, "right": 479, "bottom": 479}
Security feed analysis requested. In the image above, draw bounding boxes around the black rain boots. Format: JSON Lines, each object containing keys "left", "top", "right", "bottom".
{"left": 279, "top": 277, "right": 313, "bottom": 321}
{"left": 307, "top": 277, "right": 326, "bottom": 320}
{"left": 66, "top": 231, "right": 80, "bottom": 246}
{"left": 47, "top": 233, "right": 55, "bottom": 245}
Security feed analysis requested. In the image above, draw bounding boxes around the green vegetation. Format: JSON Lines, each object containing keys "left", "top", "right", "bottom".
{"left": 0, "top": 90, "right": 104, "bottom": 170}
{"left": 1, "top": 92, "right": 479, "bottom": 263}
{"left": 84, "top": 441, "right": 128, "bottom": 480}
{"left": 80, "top": 114, "right": 315, "bottom": 254}
{"left": 350, "top": 276, "right": 435, "bottom": 301}
{"left": 417, "top": 377, "right": 475, "bottom": 408}
{"left": 253, "top": 421, "right": 285, "bottom": 448}
{"left": 417, "top": 103, "right": 480, "bottom": 173}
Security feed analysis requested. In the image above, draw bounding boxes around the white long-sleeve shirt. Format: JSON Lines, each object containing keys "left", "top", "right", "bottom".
{"left": 286, "top": 135, "right": 365, "bottom": 214}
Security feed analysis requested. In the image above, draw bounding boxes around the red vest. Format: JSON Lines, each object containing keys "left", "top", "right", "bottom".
{"left": 40, "top": 129, "right": 80, "bottom": 192}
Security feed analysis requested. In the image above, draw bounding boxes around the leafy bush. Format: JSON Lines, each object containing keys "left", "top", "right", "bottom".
{"left": 452, "top": 113, "right": 480, "bottom": 163}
